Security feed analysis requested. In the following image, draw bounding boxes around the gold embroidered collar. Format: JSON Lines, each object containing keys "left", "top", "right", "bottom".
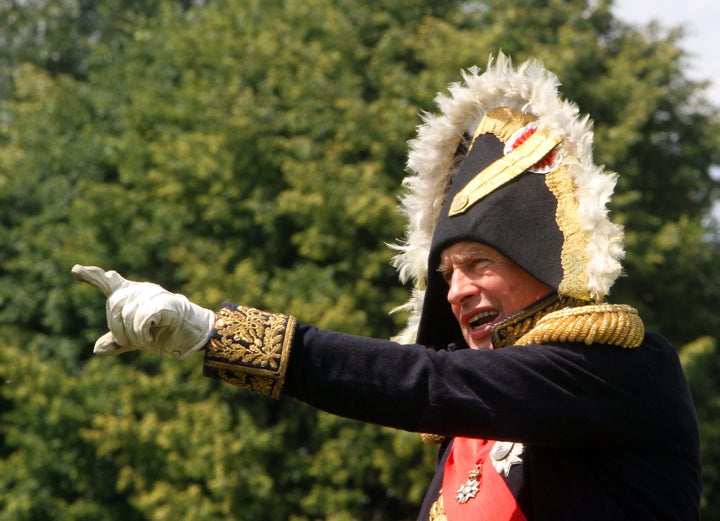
{"left": 490, "top": 294, "right": 566, "bottom": 348}
{"left": 491, "top": 295, "right": 644, "bottom": 349}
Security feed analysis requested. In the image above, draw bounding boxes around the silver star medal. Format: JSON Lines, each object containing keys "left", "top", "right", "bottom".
{"left": 490, "top": 441, "right": 524, "bottom": 476}
{"left": 455, "top": 465, "right": 482, "bottom": 503}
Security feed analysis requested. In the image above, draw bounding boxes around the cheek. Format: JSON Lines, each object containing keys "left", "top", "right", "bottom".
{"left": 450, "top": 303, "right": 462, "bottom": 321}
{"left": 487, "top": 271, "right": 529, "bottom": 312}
{"left": 502, "top": 278, "right": 549, "bottom": 313}
{"left": 503, "top": 287, "right": 525, "bottom": 311}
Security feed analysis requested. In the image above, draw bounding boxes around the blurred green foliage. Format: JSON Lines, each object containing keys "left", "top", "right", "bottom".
{"left": 0, "top": 0, "right": 718, "bottom": 519}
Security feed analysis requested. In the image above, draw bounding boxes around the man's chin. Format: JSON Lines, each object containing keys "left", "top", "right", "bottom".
{"left": 465, "top": 326, "right": 494, "bottom": 350}
{"left": 466, "top": 336, "right": 493, "bottom": 350}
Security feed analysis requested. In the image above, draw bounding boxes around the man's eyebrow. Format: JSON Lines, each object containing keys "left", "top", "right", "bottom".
{"left": 437, "top": 259, "right": 451, "bottom": 274}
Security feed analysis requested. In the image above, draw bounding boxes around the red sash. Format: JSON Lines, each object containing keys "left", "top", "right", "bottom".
{"left": 442, "top": 437, "right": 527, "bottom": 521}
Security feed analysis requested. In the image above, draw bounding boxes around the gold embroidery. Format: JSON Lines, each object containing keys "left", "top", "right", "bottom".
{"left": 421, "top": 433, "right": 447, "bottom": 445}
{"left": 429, "top": 490, "right": 447, "bottom": 521}
{"left": 543, "top": 161, "right": 591, "bottom": 300}
{"left": 516, "top": 304, "right": 644, "bottom": 348}
{"left": 491, "top": 294, "right": 567, "bottom": 348}
{"left": 204, "top": 306, "right": 296, "bottom": 398}
{"left": 472, "top": 107, "right": 537, "bottom": 143}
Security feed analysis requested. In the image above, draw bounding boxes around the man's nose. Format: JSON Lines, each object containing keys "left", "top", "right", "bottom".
{"left": 446, "top": 269, "right": 476, "bottom": 304}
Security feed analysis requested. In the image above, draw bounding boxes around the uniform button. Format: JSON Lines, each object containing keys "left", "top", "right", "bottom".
{"left": 450, "top": 194, "right": 469, "bottom": 214}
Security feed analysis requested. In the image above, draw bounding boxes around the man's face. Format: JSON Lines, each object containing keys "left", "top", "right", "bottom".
{"left": 438, "top": 241, "right": 553, "bottom": 350}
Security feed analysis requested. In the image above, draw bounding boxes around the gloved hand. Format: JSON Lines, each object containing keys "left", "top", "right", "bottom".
{"left": 71, "top": 265, "right": 216, "bottom": 359}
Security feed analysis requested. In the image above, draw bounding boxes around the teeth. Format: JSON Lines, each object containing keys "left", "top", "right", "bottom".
{"left": 469, "top": 310, "right": 498, "bottom": 327}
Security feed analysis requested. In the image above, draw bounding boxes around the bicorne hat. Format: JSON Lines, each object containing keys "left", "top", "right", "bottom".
{"left": 392, "top": 53, "right": 625, "bottom": 347}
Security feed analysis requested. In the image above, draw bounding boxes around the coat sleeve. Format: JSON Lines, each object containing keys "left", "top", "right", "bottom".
{"left": 203, "top": 305, "right": 697, "bottom": 450}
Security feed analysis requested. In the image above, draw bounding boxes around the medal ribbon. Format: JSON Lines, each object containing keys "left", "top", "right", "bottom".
{"left": 442, "top": 437, "right": 528, "bottom": 521}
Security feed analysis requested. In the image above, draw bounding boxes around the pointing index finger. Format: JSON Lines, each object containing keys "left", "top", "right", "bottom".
{"left": 71, "top": 264, "right": 127, "bottom": 297}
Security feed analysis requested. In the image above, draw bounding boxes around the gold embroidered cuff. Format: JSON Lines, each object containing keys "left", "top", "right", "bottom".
{"left": 203, "top": 306, "right": 296, "bottom": 399}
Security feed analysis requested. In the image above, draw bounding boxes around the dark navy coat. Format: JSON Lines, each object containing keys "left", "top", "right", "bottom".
{"left": 284, "top": 328, "right": 702, "bottom": 520}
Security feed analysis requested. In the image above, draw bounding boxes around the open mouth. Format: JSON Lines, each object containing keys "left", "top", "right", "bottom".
{"left": 468, "top": 310, "right": 499, "bottom": 329}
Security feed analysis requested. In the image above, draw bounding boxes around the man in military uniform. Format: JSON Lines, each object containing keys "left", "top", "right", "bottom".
{"left": 73, "top": 54, "right": 702, "bottom": 520}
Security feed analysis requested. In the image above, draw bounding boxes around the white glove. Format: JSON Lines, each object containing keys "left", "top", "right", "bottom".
{"left": 71, "top": 265, "right": 216, "bottom": 359}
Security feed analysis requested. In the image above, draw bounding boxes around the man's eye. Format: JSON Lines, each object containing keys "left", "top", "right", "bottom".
{"left": 470, "top": 258, "right": 490, "bottom": 270}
